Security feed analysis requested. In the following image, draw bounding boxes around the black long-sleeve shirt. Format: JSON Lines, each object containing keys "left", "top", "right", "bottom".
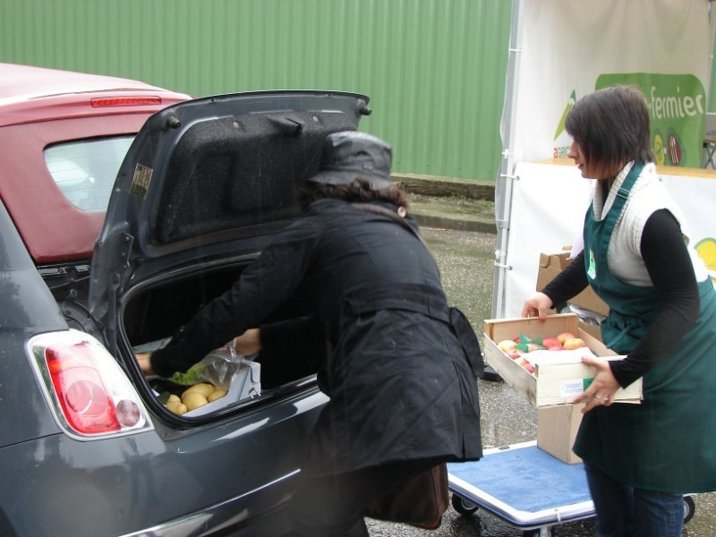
{"left": 541, "top": 209, "right": 700, "bottom": 387}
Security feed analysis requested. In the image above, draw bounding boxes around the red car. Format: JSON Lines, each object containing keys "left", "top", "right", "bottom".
{"left": 0, "top": 63, "right": 190, "bottom": 266}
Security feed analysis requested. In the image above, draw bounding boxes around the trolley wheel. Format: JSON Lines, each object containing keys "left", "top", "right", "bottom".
{"left": 451, "top": 493, "right": 479, "bottom": 516}
{"left": 683, "top": 495, "right": 696, "bottom": 524}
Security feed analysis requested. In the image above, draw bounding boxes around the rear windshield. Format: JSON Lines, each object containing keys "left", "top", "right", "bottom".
{"left": 44, "top": 136, "right": 134, "bottom": 212}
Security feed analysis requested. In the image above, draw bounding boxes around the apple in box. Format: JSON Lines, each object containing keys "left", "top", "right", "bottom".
{"left": 542, "top": 337, "right": 562, "bottom": 350}
{"left": 563, "top": 338, "right": 586, "bottom": 350}
{"left": 497, "top": 339, "right": 517, "bottom": 353}
{"left": 496, "top": 331, "right": 587, "bottom": 376}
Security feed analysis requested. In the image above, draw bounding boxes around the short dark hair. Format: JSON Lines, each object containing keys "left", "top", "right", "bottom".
{"left": 565, "top": 85, "right": 654, "bottom": 173}
{"left": 299, "top": 177, "right": 409, "bottom": 211}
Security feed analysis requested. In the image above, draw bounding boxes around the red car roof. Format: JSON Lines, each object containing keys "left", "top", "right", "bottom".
{"left": 0, "top": 63, "right": 190, "bottom": 128}
{"left": 0, "top": 63, "right": 190, "bottom": 264}
{"left": 0, "top": 63, "right": 170, "bottom": 99}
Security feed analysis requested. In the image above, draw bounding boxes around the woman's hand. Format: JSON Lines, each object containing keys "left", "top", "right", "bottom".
{"left": 135, "top": 352, "right": 154, "bottom": 376}
{"left": 521, "top": 292, "right": 554, "bottom": 320}
{"left": 230, "top": 328, "right": 262, "bottom": 356}
{"left": 573, "top": 355, "right": 620, "bottom": 413}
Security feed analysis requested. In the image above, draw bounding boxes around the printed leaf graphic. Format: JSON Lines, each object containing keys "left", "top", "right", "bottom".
{"left": 554, "top": 90, "right": 576, "bottom": 140}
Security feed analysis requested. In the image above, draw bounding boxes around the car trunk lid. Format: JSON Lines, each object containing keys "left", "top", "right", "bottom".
{"left": 89, "top": 90, "right": 370, "bottom": 349}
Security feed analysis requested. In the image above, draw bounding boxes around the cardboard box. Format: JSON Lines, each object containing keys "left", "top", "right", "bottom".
{"left": 483, "top": 313, "right": 642, "bottom": 408}
{"left": 537, "top": 250, "right": 610, "bottom": 317}
{"left": 577, "top": 320, "right": 602, "bottom": 340}
{"left": 537, "top": 404, "right": 583, "bottom": 464}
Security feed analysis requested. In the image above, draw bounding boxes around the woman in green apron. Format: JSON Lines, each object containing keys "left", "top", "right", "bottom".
{"left": 522, "top": 86, "right": 716, "bottom": 537}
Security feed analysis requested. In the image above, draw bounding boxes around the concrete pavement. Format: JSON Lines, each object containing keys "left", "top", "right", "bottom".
{"left": 397, "top": 174, "right": 497, "bottom": 234}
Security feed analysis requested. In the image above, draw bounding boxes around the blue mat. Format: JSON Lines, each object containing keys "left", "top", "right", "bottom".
{"left": 448, "top": 443, "right": 591, "bottom": 513}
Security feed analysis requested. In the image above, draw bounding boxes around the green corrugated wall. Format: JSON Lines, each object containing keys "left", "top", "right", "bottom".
{"left": 0, "top": 0, "right": 512, "bottom": 182}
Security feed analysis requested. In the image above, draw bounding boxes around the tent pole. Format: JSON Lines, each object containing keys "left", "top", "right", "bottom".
{"left": 708, "top": 0, "right": 716, "bottom": 110}
{"left": 491, "top": 0, "right": 524, "bottom": 318}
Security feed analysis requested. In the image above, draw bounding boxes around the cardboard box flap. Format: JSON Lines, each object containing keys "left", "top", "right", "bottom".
{"left": 539, "top": 250, "right": 572, "bottom": 270}
{"left": 525, "top": 347, "right": 598, "bottom": 366}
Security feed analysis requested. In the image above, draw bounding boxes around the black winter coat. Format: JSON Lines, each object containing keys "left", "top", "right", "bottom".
{"left": 151, "top": 199, "right": 483, "bottom": 475}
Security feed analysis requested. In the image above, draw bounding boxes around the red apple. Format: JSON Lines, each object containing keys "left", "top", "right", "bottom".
{"left": 556, "top": 331, "right": 576, "bottom": 345}
{"left": 542, "top": 337, "right": 562, "bottom": 349}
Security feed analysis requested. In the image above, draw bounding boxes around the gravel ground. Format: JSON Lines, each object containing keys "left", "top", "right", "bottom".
{"left": 363, "top": 224, "right": 716, "bottom": 537}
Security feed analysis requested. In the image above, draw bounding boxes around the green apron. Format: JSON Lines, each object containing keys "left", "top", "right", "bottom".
{"left": 573, "top": 163, "right": 716, "bottom": 493}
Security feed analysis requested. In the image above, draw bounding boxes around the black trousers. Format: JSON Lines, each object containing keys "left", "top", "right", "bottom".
{"left": 287, "top": 460, "right": 437, "bottom": 537}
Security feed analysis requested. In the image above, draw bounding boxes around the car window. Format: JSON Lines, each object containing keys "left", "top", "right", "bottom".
{"left": 44, "top": 136, "right": 134, "bottom": 212}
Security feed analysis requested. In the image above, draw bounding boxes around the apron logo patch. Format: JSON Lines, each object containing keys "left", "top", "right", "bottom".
{"left": 587, "top": 249, "right": 597, "bottom": 280}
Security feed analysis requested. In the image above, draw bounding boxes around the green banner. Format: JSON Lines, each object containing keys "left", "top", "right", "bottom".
{"left": 596, "top": 73, "right": 706, "bottom": 168}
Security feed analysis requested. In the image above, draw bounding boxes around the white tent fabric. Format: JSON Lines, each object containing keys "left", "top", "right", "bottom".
{"left": 501, "top": 162, "right": 716, "bottom": 319}
{"left": 493, "top": 0, "right": 715, "bottom": 319}
{"left": 511, "top": 0, "right": 710, "bottom": 166}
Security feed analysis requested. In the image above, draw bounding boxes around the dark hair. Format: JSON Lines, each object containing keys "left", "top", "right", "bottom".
{"left": 565, "top": 85, "right": 654, "bottom": 175}
{"left": 298, "top": 177, "right": 409, "bottom": 211}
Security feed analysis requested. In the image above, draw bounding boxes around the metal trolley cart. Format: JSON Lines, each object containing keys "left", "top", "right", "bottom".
{"left": 447, "top": 441, "right": 696, "bottom": 537}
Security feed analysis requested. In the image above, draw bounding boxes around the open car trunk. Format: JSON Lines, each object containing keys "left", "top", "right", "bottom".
{"left": 88, "top": 90, "right": 370, "bottom": 417}
{"left": 123, "top": 259, "right": 325, "bottom": 416}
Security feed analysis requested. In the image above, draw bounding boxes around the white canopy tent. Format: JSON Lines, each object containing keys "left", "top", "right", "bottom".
{"left": 493, "top": 0, "right": 716, "bottom": 319}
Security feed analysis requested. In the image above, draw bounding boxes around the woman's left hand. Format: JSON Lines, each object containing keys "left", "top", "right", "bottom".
{"left": 573, "top": 355, "right": 620, "bottom": 413}
{"left": 136, "top": 352, "right": 154, "bottom": 376}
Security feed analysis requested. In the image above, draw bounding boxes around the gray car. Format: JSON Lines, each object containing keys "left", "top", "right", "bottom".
{"left": 0, "top": 63, "right": 371, "bottom": 537}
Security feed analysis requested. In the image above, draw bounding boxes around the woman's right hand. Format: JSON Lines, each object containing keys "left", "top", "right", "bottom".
{"left": 521, "top": 292, "right": 554, "bottom": 320}
{"left": 230, "top": 328, "right": 262, "bottom": 356}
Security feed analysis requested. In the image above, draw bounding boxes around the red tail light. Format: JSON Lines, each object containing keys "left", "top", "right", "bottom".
{"left": 90, "top": 96, "right": 162, "bottom": 108}
{"left": 29, "top": 330, "right": 152, "bottom": 439}
{"left": 46, "top": 341, "right": 122, "bottom": 434}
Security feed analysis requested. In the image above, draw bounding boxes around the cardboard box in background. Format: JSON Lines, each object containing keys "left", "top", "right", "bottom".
{"left": 577, "top": 320, "right": 602, "bottom": 340}
{"left": 537, "top": 404, "right": 584, "bottom": 464}
{"left": 536, "top": 250, "right": 610, "bottom": 317}
{"left": 483, "top": 313, "right": 642, "bottom": 408}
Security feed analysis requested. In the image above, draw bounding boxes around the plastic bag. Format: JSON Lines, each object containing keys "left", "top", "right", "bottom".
{"left": 166, "top": 348, "right": 257, "bottom": 390}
